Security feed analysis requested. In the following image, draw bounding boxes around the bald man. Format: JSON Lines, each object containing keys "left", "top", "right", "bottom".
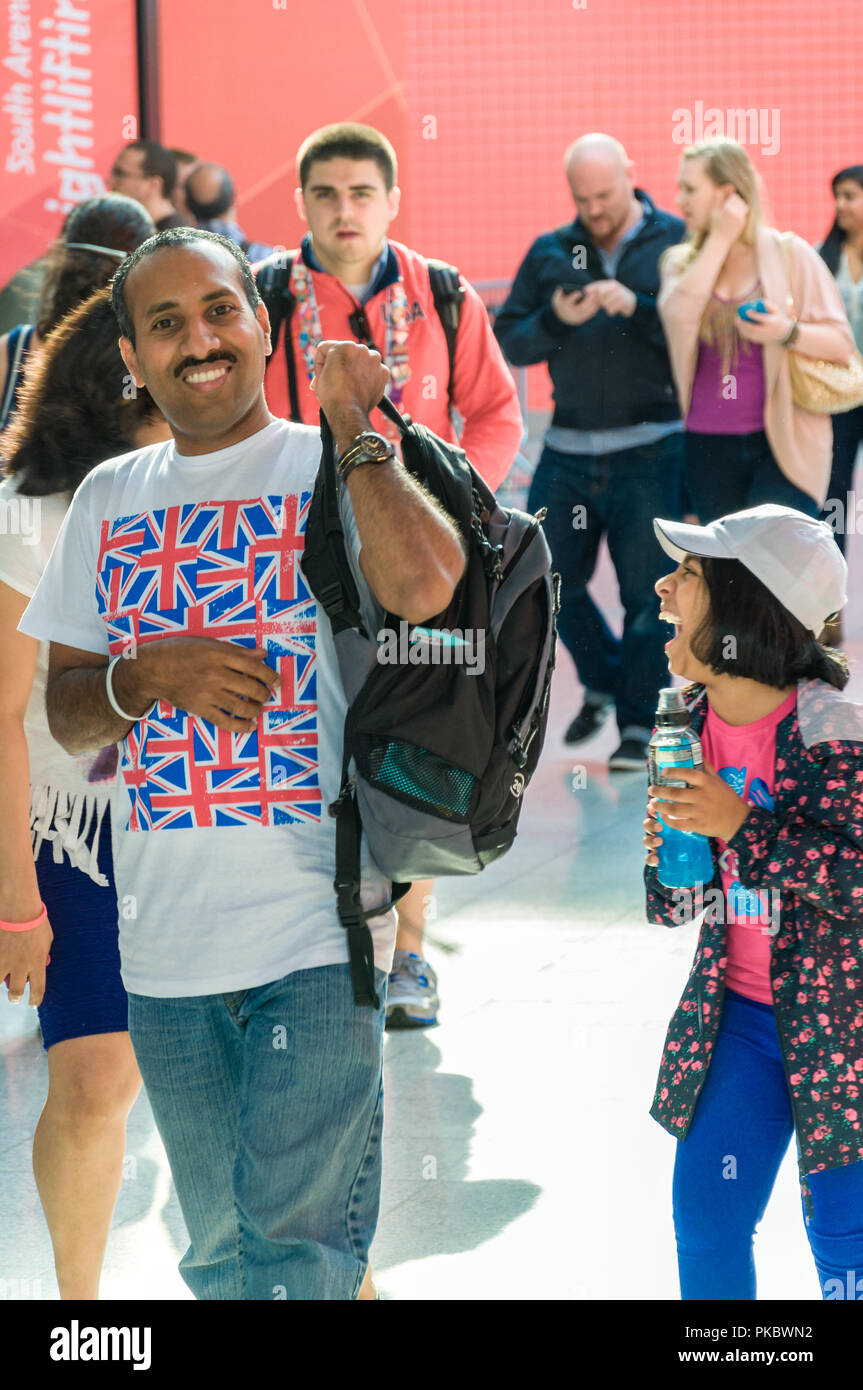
{"left": 496, "top": 134, "right": 685, "bottom": 771}
{"left": 186, "top": 161, "right": 275, "bottom": 264}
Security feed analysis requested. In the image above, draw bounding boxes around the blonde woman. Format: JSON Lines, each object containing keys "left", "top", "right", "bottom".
{"left": 659, "top": 140, "right": 855, "bottom": 523}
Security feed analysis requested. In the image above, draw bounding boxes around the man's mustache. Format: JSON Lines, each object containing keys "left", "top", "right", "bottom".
{"left": 175, "top": 352, "right": 237, "bottom": 377}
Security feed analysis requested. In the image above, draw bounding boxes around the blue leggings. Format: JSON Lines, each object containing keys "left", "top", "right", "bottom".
{"left": 673, "top": 989, "right": 863, "bottom": 1300}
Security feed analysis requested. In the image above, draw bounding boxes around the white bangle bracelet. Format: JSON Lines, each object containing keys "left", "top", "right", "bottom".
{"left": 105, "top": 654, "right": 149, "bottom": 724}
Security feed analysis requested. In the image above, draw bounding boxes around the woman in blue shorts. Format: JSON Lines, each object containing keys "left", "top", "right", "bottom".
{"left": 0, "top": 275, "right": 169, "bottom": 1298}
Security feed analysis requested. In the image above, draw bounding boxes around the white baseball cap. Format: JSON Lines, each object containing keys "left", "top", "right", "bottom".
{"left": 653, "top": 504, "right": 847, "bottom": 635}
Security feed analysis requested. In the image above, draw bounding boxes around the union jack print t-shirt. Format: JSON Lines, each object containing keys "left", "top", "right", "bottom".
{"left": 20, "top": 419, "right": 395, "bottom": 997}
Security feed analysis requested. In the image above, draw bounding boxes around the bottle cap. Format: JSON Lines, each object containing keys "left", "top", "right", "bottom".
{"left": 655, "top": 687, "right": 691, "bottom": 727}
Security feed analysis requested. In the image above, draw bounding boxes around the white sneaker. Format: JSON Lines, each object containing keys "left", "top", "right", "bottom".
{"left": 385, "top": 950, "right": 440, "bottom": 1029}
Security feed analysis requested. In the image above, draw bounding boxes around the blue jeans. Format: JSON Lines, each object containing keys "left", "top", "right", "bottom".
{"left": 684, "top": 429, "right": 820, "bottom": 523}
{"left": 822, "top": 404, "right": 863, "bottom": 556}
{"left": 127, "top": 963, "right": 387, "bottom": 1300}
{"left": 673, "top": 989, "right": 863, "bottom": 1300}
{"left": 528, "top": 435, "right": 684, "bottom": 733}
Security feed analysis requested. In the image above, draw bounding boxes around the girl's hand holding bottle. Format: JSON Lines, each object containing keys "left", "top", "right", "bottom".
{"left": 646, "top": 762, "right": 751, "bottom": 859}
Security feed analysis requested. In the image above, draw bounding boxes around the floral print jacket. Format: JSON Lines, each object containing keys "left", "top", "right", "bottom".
{"left": 645, "top": 678, "right": 863, "bottom": 1208}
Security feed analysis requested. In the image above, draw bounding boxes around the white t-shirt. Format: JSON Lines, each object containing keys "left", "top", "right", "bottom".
{"left": 0, "top": 475, "right": 114, "bottom": 884}
{"left": 20, "top": 418, "right": 396, "bottom": 997}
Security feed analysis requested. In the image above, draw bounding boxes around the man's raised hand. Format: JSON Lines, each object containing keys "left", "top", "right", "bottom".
{"left": 311, "top": 340, "right": 392, "bottom": 419}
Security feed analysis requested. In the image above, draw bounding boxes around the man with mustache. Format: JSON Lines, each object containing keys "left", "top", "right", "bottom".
{"left": 20, "top": 227, "right": 466, "bottom": 1300}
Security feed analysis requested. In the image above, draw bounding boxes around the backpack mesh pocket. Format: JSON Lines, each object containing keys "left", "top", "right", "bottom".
{"left": 354, "top": 734, "right": 476, "bottom": 820}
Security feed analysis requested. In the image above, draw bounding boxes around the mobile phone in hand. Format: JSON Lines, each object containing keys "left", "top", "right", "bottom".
{"left": 557, "top": 284, "right": 586, "bottom": 302}
{"left": 737, "top": 299, "right": 767, "bottom": 322}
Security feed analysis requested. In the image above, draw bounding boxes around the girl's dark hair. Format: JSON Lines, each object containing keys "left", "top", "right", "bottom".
{"left": 2, "top": 286, "right": 157, "bottom": 497}
{"left": 690, "top": 556, "right": 849, "bottom": 691}
{"left": 818, "top": 165, "right": 863, "bottom": 276}
{"left": 35, "top": 194, "right": 156, "bottom": 339}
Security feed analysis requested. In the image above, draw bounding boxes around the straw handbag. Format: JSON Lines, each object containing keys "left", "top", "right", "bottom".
{"left": 783, "top": 236, "right": 863, "bottom": 414}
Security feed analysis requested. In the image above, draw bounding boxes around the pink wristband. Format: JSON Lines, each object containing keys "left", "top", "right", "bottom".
{"left": 0, "top": 903, "right": 48, "bottom": 933}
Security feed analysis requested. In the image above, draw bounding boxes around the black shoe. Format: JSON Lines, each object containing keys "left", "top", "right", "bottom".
{"left": 564, "top": 698, "right": 613, "bottom": 745}
{"left": 608, "top": 735, "right": 649, "bottom": 772}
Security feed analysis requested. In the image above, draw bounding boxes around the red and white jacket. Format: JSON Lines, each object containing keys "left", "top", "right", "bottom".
{"left": 254, "top": 239, "right": 522, "bottom": 490}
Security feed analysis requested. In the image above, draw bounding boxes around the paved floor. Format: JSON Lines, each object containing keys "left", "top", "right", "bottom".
{"left": 1, "top": 494, "right": 860, "bottom": 1302}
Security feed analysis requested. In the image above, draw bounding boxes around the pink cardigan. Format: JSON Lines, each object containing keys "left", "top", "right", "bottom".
{"left": 658, "top": 225, "right": 855, "bottom": 506}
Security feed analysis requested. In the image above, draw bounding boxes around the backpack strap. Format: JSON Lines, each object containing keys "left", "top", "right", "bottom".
{"left": 332, "top": 739, "right": 382, "bottom": 1009}
{"left": 303, "top": 400, "right": 411, "bottom": 1007}
{"left": 299, "top": 406, "right": 368, "bottom": 637}
{"left": 426, "top": 260, "right": 465, "bottom": 407}
{"left": 330, "top": 735, "right": 409, "bottom": 1009}
{"left": 376, "top": 393, "right": 410, "bottom": 436}
{"left": 0, "top": 323, "right": 35, "bottom": 431}
{"left": 256, "top": 253, "right": 302, "bottom": 421}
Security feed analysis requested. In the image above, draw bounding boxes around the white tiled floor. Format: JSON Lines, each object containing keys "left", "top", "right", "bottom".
{"left": 1, "top": 499, "right": 860, "bottom": 1301}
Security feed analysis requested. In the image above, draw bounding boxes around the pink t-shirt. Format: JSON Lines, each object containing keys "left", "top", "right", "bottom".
{"left": 701, "top": 689, "right": 798, "bottom": 1005}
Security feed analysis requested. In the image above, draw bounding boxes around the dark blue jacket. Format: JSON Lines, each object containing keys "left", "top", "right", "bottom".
{"left": 494, "top": 191, "right": 685, "bottom": 431}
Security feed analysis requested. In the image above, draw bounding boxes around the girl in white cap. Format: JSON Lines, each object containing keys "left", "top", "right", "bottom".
{"left": 643, "top": 503, "right": 863, "bottom": 1300}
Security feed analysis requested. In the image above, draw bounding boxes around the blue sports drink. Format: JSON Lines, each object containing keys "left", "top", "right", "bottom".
{"left": 648, "top": 688, "right": 715, "bottom": 889}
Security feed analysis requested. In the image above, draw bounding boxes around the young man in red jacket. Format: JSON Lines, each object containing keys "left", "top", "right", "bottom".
{"left": 254, "top": 123, "right": 523, "bottom": 1032}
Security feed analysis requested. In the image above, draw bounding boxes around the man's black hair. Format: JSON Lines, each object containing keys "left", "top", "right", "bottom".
{"left": 110, "top": 226, "right": 261, "bottom": 344}
{"left": 125, "top": 139, "right": 179, "bottom": 199}
{"left": 185, "top": 164, "right": 236, "bottom": 222}
{"left": 689, "top": 556, "right": 848, "bottom": 691}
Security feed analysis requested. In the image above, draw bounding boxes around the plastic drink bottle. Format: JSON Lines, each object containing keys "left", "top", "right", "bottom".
{"left": 648, "top": 688, "right": 715, "bottom": 889}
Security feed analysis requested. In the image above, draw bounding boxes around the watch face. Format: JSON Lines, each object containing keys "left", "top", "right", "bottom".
{"left": 358, "top": 433, "right": 393, "bottom": 461}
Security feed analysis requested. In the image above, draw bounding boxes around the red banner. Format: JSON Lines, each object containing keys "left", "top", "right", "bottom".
{"left": 1, "top": 0, "right": 138, "bottom": 288}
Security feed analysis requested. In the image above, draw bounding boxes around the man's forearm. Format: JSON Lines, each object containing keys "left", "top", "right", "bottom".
{"left": 330, "top": 404, "right": 467, "bottom": 621}
{"left": 47, "top": 654, "right": 154, "bottom": 754}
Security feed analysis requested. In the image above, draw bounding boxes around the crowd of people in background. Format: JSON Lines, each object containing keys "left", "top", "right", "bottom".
{"left": 1, "top": 124, "right": 862, "bottom": 1303}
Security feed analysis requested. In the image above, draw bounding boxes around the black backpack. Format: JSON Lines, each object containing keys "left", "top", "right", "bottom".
{"left": 300, "top": 395, "right": 559, "bottom": 1008}
{"left": 255, "top": 253, "right": 465, "bottom": 421}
